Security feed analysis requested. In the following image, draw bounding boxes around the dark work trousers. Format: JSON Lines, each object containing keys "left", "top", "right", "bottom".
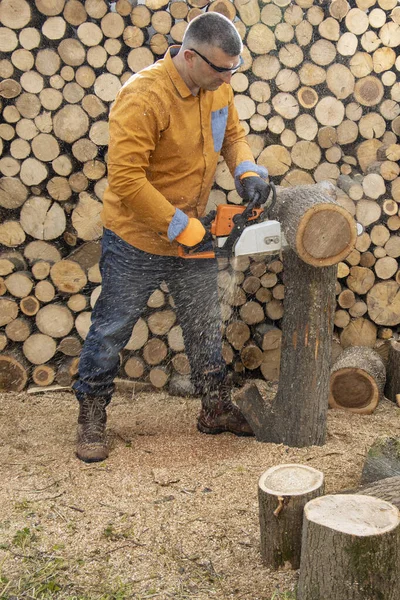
{"left": 73, "top": 228, "right": 225, "bottom": 403}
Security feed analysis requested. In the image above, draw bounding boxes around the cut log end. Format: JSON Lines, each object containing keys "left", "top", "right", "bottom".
{"left": 259, "top": 464, "right": 324, "bottom": 497}
{"left": 297, "top": 203, "right": 357, "bottom": 266}
{"left": 329, "top": 346, "right": 386, "bottom": 414}
{"left": 0, "top": 355, "right": 28, "bottom": 392}
{"left": 305, "top": 494, "right": 399, "bottom": 536}
{"left": 329, "top": 368, "right": 379, "bottom": 413}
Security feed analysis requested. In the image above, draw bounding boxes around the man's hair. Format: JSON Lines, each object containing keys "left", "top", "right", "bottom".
{"left": 182, "top": 12, "right": 242, "bottom": 56}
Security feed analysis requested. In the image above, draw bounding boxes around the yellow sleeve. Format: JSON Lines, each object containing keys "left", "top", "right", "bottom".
{"left": 106, "top": 89, "right": 176, "bottom": 234}
{"left": 220, "top": 87, "right": 254, "bottom": 174}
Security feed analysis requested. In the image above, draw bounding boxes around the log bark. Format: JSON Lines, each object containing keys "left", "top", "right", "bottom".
{"left": 235, "top": 248, "right": 337, "bottom": 446}
{"left": 297, "top": 494, "right": 400, "bottom": 600}
{"left": 258, "top": 464, "right": 324, "bottom": 569}
{"left": 361, "top": 437, "right": 400, "bottom": 485}
{"left": 329, "top": 347, "right": 386, "bottom": 414}
{"left": 352, "top": 475, "right": 400, "bottom": 510}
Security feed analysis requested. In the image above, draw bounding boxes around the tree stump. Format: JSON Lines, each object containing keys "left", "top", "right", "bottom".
{"left": 329, "top": 346, "right": 386, "bottom": 414}
{"left": 297, "top": 494, "right": 400, "bottom": 600}
{"left": 258, "top": 464, "right": 324, "bottom": 570}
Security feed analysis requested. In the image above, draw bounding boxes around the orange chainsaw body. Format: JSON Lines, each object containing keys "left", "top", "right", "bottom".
{"left": 210, "top": 204, "right": 263, "bottom": 237}
{"left": 177, "top": 204, "right": 264, "bottom": 259}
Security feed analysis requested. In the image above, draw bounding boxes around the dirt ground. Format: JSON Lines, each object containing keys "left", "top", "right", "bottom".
{"left": 0, "top": 387, "right": 399, "bottom": 600}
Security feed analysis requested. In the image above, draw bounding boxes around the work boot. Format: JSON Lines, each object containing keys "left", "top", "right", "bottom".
{"left": 197, "top": 383, "right": 254, "bottom": 437}
{"left": 76, "top": 395, "right": 109, "bottom": 462}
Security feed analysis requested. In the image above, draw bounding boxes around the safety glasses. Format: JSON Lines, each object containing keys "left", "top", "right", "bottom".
{"left": 189, "top": 48, "right": 244, "bottom": 73}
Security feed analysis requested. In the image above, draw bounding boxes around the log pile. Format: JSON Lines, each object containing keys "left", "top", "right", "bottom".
{"left": 0, "top": 0, "right": 399, "bottom": 392}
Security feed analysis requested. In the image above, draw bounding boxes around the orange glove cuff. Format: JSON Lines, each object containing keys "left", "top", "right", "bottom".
{"left": 240, "top": 171, "right": 260, "bottom": 179}
{"left": 175, "top": 218, "right": 206, "bottom": 247}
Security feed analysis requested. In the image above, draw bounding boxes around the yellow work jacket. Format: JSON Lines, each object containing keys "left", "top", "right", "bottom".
{"left": 101, "top": 47, "right": 255, "bottom": 256}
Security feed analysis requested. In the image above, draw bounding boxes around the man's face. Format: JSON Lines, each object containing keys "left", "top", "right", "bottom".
{"left": 186, "top": 46, "right": 242, "bottom": 91}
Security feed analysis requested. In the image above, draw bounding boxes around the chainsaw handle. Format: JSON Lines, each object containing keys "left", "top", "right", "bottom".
{"left": 199, "top": 210, "right": 216, "bottom": 229}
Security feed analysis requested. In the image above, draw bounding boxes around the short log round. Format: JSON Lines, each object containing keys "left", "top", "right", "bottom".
{"left": 258, "top": 463, "right": 324, "bottom": 569}
{"left": 297, "top": 494, "right": 400, "bottom": 600}
{"left": 329, "top": 346, "right": 386, "bottom": 414}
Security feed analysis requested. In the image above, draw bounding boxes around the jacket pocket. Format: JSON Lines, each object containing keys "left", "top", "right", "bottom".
{"left": 211, "top": 106, "right": 228, "bottom": 152}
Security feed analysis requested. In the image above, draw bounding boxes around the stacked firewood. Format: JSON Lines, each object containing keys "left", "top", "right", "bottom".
{"left": 0, "top": 0, "right": 399, "bottom": 392}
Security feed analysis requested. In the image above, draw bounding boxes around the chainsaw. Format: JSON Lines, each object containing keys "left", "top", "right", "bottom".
{"left": 178, "top": 183, "right": 287, "bottom": 259}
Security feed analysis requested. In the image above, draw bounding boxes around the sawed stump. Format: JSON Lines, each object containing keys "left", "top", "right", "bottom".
{"left": 258, "top": 464, "right": 324, "bottom": 570}
{"left": 297, "top": 494, "right": 400, "bottom": 600}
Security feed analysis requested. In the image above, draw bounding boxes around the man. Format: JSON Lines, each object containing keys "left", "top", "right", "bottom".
{"left": 73, "top": 12, "right": 270, "bottom": 462}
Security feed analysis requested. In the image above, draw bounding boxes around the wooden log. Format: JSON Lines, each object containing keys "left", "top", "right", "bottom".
{"left": 0, "top": 333, "right": 9, "bottom": 352}
{"left": 5, "top": 271, "right": 33, "bottom": 298}
{"left": 260, "top": 348, "right": 281, "bottom": 382}
{"left": 235, "top": 247, "right": 337, "bottom": 446}
{"left": 20, "top": 295, "right": 40, "bottom": 316}
{"left": 50, "top": 260, "right": 87, "bottom": 294}
{"left": 0, "top": 353, "right": 28, "bottom": 392}
{"left": 254, "top": 324, "right": 282, "bottom": 351}
{"left": 36, "top": 304, "right": 74, "bottom": 338}
{"left": 269, "top": 182, "right": 357, "bottom": 267}
{"left": 240, "top": 343, "right": 263, "bottom": 370}
{"left": 23, "top": 333, "right": 57, "bottom": 365}
{"left": 367, "top": 281, "right": 400, "bottom": 326}
{"left": 329, "top": 347, "right": 386, "bottom": 414}
{"left": 5, "top": 317, "right": 31, "bottom": 342}
{"left": 57, "top": 335, "right": 82, "bottom": 357}
{"left": 258, "top": 464, "right": 324, "bottom": 570}
{"left": 147, "top": 309, "right": 176, "bottom": 336}
{"left": 337, "top": 174, "right": 363, "bottom": 200}
{"left": 340, "top": 317, "right": 377, "bottom": 349}
{"left": 31, "top": 261, "right": 51, "bottom": 281}
{"left": 167, "top": 325, "right": 184, "bottom": 353}
{"left": 384, "top": 339, "right": 400, "bottom": 404}
{"left": 32, "top": 364, "right": 56, "bottom": 386}
{"left": 0, "top": 176, "right": 28, "bottom": 209}
{"left": 356, "top": 199, "right": 382, "bottom": 228}
{"left": 75, "top": 311, "right": 92, "bottom": 341}
{"left": 124, "top": 355, "right": 145, "bottom": 379}
{"left": 225, "top": 320, "right": 250, "bottom": 350}
{"left": 338, "top": 289, "right": 355, "bottom": 309}
{"left": 0, "top": 297, "right": 19, "bottom": 326}
{"left": 149, "top": 366, "right": 169, "bottom": 389}
{"left": 20, "top": 196, "right": 66, "bottom": 240}
{"left": 334, "top": 309, "right": 350, "bottom": 328}
{"left": 124, "top": 318, "right": 149, "bottom": 351}
{"left": 142, "top": 338, "right": 168, "bottom": 366}
{"left": 361, "top": 437, "right": 400, "bottom": 486}
{"left": 71, "top": 192, "right": 103, "bottom": 241}
{"left": 346, "top": 266, "right": 375, "bottom": 295}
{"left": 239, "top": 301, "right": 264, "bottom": 325}
{"left": 171, "top": 353, "right": 190, "bottom": 376}
{"left": 349, "top": 475, "right": 400, "bottom": 510}
{"left": 297, "top": 495, "right": 400, "bottom": 600}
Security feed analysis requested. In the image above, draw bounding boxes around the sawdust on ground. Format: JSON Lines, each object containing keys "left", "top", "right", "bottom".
{"left": 0, "top": 387, "right": 399, "bottom": 600}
